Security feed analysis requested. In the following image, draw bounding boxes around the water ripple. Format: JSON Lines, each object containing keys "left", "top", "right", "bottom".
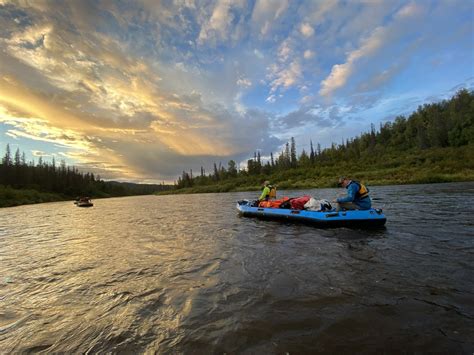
{"left": 0, "top": 183, "right": 473, "bottom": 352}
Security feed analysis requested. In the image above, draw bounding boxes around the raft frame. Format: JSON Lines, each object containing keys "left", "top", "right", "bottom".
{"left": 237, "top": 200, "right": 386, "bottom": 228}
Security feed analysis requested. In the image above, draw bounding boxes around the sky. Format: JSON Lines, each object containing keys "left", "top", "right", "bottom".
{"left": 0, "top": 0, "right": 473, "bottom": 183}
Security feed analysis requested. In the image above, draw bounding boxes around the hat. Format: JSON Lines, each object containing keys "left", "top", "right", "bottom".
{"left": 263, "top": 180, "right": 270, "bottom": 185}
{"left": 337, "top": 176, "right": 346, "bottom": 186}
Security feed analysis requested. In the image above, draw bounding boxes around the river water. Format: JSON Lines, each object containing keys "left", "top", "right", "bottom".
{"left": 0, "top": 182, "right": 473, "bottom": 353}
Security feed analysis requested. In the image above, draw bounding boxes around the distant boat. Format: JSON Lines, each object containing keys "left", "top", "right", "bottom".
{"left": 76, "top": 197, "right": 93, "bottom": 207}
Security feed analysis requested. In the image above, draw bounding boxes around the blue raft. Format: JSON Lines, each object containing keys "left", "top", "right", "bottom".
{"left": 237, "top": 200, "right": 386, "bottom": 228}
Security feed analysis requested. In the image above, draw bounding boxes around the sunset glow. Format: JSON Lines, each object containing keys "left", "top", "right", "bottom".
{"left": 1, "top": 1, "right": 472, "bottom": 182}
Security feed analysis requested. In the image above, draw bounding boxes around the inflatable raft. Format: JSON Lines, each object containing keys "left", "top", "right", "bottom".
{"left": 237, "top": 200, "right": 386, "bottom": 228}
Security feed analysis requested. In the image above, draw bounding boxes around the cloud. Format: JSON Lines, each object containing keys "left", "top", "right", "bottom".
{"left": 237, "top": 77, "right": 252, "bottom": 88}
{"left": 0, "top": 64, "right": 281, "bottom": 180}
{"left": 318, "top": 2, "right": 429, "bottom": 97}
{"left": 357, "top": 58, "right": 409, "bottom": 94}
{"left": 254, "top": 49, "right": 264, "bottom": 59}
{"left": 251, "top": 0, "right": 289, "bottom": 37}
{"left": 275, "top": 105, "right": 341, "bottom": 132}
{"left": 268, "top": 60, "right": 302, "bottom": 94}
{"left": 307, "top": 0, "right": 339, "bottom": 25}
{"left": 197, "top": 0, "right": 246, "bottom": 46}
{"left": 299, "top": 95, "right": 313, "bottom": 105}
{"left": 31, "top": 150, "right": 50, "bottom": 157}
{"left": 304, "top": 50, "right": 315, "bottom": 59}
{"left": 396, "top": 3, "right": 423, "bottom": 19}
{"left": 300, "top": 23, "right": 314, "bottom": 37}
{"left": 266, "top": 95, "right": 276, "bottom": 103}
{"left": 0, "top": 2, "right": 284, "bottom": 182}
{"left": 277, "top": 38, "right": 293, "bottom": 62}
{"left": 319, "top": 26, "right": 388, "bottom": 96}
{"left": 0, "top": 0, "right": 471, "bottom": 182}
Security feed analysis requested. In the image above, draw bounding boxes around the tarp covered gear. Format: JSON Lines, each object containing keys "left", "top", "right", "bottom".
{"left": 258, "top": 197, "right": 289, "bottom": 208}
{"left": 290, "top": 195, "right": 311, "bottom": 210}
{"left": 304, "top": 198, "right": 332, "bottom": 211}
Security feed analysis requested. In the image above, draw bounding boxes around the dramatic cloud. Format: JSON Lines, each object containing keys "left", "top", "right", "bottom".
{"left": 0, "top": 0, "right": 471, "bottom": 182}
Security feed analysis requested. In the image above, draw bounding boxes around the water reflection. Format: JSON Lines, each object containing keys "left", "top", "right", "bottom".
{"left": 0, "top": 182, "right": 473, "bottom": 353}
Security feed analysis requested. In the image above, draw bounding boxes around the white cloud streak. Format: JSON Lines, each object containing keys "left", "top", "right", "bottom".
{"left": 319, "top": 26, "right": 388, "bottom": 96}
{"left": 250, "top": 0, "right": 289, "bottom": 37}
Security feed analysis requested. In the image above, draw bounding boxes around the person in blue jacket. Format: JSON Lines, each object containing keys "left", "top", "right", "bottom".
{"left": 333, "top": 177, "right": 372, "bottom": 211}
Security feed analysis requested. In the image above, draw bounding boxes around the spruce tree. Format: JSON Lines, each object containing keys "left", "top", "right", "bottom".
{"left": 290, "top": 137, "right": 297, "bottom": 167}
{"left": 2, "top": 144, "right": 12, "bottom": 166}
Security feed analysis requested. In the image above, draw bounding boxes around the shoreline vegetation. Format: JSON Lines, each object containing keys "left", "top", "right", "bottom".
{"left": 0, "top": 186, "right": 66, "bottom": 208}
{"left": 158, "top": 89, "right": 473, "bottom": 196}
{"left": 0, "top": 184, "right": 171, "bottom": 208}
{"left": 1, "top": 89, "right": 473, "bottom": 207}
{"left": 0, "top": 151, "right": 172, "bottom": 207}
{"left": 156, "top": 145, "right": 473, "bottom": 196}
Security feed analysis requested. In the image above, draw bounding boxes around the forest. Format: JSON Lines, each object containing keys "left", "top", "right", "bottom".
{"left": 170, "top": 89, "right": 474, "bottom": 194}
{"left": 0, "top": 149, "right": 170, "bottom": 207}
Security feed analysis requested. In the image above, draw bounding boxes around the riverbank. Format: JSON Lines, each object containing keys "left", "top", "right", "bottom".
{"left": 0, "top": 183, "right": 171, "bottom": 208}
{"left": 157, "top": 173, "right": 474, "bottom": 196}
{"left": 0, "top": 186, "right": 148, "bottom": 208}
{"left": 0, "top": 185, "right": 68, "bottom": 208}
{"left": 157, "top": 146, "right": 474, "bottom": 195}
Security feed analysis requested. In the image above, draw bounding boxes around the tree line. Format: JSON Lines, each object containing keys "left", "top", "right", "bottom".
{"left": 175, "top": 89, "right": 473, "bottom": 189}
{"left": 0, "top": 148, "right": 171, "bottom": 198}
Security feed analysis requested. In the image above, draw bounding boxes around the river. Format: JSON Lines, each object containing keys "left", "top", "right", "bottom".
{"left": 0, "top": 182, "right": 473, "bottom": 353}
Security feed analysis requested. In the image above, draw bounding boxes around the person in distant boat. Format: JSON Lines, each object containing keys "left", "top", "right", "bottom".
{"left": 258, "top": 180, "right": 276, "bottom": 202}
{"left": 333, "top": 177, "right": 371, "bottom": 211}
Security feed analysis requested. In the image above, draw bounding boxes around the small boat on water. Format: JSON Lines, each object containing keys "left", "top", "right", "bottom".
{"left": 76, "top": 197, "right": 93, "bottom": 207}
{"left": 237, "top": 200, "right": 386, "bottom": 228}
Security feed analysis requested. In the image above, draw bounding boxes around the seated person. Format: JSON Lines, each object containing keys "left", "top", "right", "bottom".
{"left": 333, "top": 177, "right": 371, "bottom": 211}
{"left": 258, "top": 180, "right": 272, "bottom": 202}
{"left": 258, "top": 180, "right": 280, "bottom": 207}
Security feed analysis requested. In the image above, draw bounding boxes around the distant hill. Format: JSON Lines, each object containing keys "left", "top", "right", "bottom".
{"left": 105, "top": 181, "right": 171, "bottom": 195}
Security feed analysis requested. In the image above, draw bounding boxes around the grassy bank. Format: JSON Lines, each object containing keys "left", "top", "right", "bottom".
{"left": 0, "top": 185, "right": 67, "bottom": 208}
{"left": 158, "top": 146, "right": 474, "bottom": 195}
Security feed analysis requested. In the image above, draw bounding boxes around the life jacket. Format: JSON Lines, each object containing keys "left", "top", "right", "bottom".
{"left": 268, "top": 185, "right": 277, "bottom": 199}
{"left": 349, "top": 180, "right": 369, "bottom": 199}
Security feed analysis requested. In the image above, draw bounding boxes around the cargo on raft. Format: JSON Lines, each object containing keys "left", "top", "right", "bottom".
{"left": 236, "top": 200, "right": 386, "bottom": 228}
